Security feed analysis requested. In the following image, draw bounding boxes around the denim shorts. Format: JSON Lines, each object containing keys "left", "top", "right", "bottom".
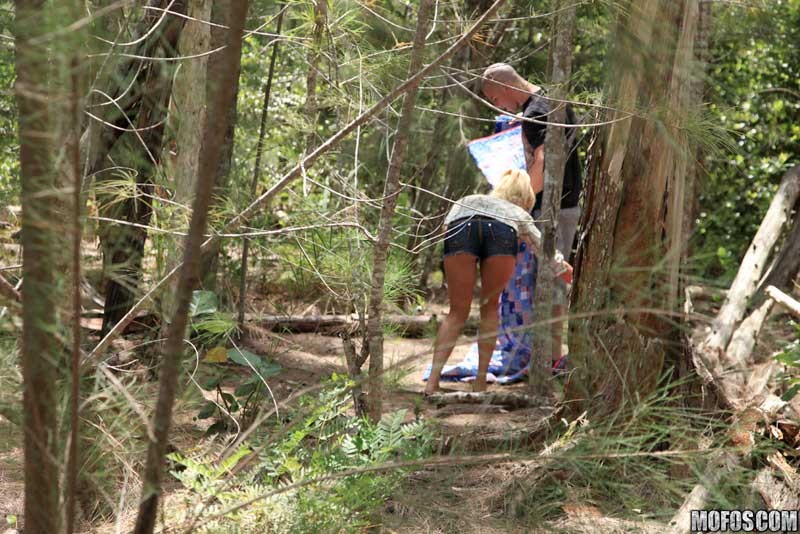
{"left": 443, "top": 217, "right": 518, "bottom": 260}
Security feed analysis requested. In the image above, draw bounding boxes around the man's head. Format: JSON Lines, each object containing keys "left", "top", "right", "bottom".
{"left": 481, "top": 63, "right": 536, "bottom": 112}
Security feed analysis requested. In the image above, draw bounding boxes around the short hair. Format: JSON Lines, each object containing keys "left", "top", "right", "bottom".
{"left": 491, "top": 168, "right": 535, "bottom": 212}
{"left": 481, "top": 63, "right": 528, "bottom": 92}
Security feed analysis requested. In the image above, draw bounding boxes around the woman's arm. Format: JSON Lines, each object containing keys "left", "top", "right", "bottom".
{"left": 518, "top": 220, "right": 543, "bottom": 254}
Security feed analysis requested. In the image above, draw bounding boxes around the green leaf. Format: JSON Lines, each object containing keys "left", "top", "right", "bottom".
{"left": 227, "top": 349, "right": 282, "bottom": 377}
{"left": 201, "top": 374, "right": 223, "bottom": 391}
{"left": 206, "top": 420, "right": 228, "bottom": 436}
{"left": 775, "top": 351, "right": 800, "bottom": 366}
{"left": 782, "top": 383, "right": 800, "bottom": 402}
{"left": 197, "top": 402, "right": 217, "bottom": 420}
{"left": 234, "top": 381, "right": 257, "bottom": 397}
{"left": 190, "top": 290, "right": 218, "bottom": 317}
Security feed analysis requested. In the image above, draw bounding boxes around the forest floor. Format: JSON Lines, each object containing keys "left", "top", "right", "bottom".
{"left": 1, "top": 307, "right": 797, "bottom": 532}
{"left": 1, "top": 230, "right": 798, "bottom": 532}
{"left": 0, "top": 324, "right": 568, "bottom": 533}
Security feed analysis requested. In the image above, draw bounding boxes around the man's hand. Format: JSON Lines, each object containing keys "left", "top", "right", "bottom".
{"left": 558, "top": 260, "right": 573, "bottom": 285}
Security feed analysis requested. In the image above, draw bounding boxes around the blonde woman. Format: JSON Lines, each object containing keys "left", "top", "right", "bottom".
{"left": 425, "top": 169, "right": 569, "bottom": 394}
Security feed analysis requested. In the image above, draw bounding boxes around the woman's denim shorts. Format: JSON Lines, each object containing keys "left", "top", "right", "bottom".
{"left": 443, "top": 216, "right": 518, "bottom": 260}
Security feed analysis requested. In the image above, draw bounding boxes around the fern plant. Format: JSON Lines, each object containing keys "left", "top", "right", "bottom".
{"left": 168, "top": 377, "right": 434, "bottom": 532}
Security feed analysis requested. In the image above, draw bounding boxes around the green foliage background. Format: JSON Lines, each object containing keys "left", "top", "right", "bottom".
{"left": 694, "top": 0, "right": 800, "bottom": 279}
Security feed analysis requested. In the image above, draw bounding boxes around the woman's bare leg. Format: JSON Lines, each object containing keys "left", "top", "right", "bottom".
{"left": 474, "top": 255, "right": 516, "bottom": 392}
{"left": 425, "top": 254, "right": 477, "bottom": 395}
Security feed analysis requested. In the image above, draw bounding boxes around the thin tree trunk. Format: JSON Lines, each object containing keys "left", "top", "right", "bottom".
{"left": 665, "top": 0, "right": 700, "bottom": 311}
{"left": 680, "top": 0, "right": 712, "bottom": 265}
{"left": 239, "top": 7, "right": 284, "bottom": 327}
{"left": 133, "top": 3, "right": 248, "bottom": 532}
{"left": 530, "top": 0, "right": 576, "bottom": 393}
{"left": 199, "top": 0, "right": 248, "bottom": 289}
{"left": 15, "top": 0, "right": 61, "bottom": 530}
{"left": 65, "top": 0, "right": 87, "bottom": 530}
{"left": 304, "top": 0, "right": 327, "bottom": 157}
{"left": 84, "top": 0, "right": 510, "bottom": 365}
{"left": 364, "top": 0, "right": 434, "bottom": 421}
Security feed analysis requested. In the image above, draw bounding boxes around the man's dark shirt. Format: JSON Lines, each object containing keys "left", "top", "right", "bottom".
{"left": 522, "top": 93, "right": 582, "bottom": 211}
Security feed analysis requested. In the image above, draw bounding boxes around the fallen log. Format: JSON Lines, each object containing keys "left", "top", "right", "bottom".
{"left": 666, "top": 404, "right": 786, "bottom": 534}
{"left": 0, "top": 274, "right": 21, "bottom": 304}
{"left": 666, "top": 450, "right": 741, "bottom": 534}
{"left": 671, "top": 169, "right": 800, "bottom": 533}
{"left": 766, "top": 285, "right": 800, "bottom": 319}
{"left": 752, "top": 453, "right": 800, "bottom": 509}
{"left": 752, "top": 208, "right": 800, "bottom": 307}
{"left": 246, "top": 313, "right": 479, "bottom": 338}
{"left": 426, "top": 391, "right": 552, "bottom": 409}
{"left": 699, "top": 165, "right": 800, "bottom": 366}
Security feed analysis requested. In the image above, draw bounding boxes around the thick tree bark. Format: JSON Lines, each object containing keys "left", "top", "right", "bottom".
{"left": 133, "top": 3, "right": 248, "bottom": 532}
{"left": 364, "top": 0, "right": 434, "bottom": 421}
{"left": 566, "top": 1, "right": 698, "bottom": 415}
{"left": 530, "top": 0, "right": 576, "bottom": 393}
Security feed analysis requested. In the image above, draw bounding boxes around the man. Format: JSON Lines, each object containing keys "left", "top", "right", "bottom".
{"left": 481, "top": 62, "right": 582, "bottom": 370}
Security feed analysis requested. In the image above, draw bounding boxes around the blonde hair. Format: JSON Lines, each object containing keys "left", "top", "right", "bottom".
{"left": 491, "top": 169, "right": 535, "bottom": 212}
{"left": 482, "top": 63, "right": 529, "bottom": 92}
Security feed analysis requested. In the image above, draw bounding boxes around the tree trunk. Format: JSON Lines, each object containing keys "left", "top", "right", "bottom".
{"left": 95, "top": 1, "right": 187, "bottom": 336}
{"left": 199, "top": 0, "right": 247, "bottom": 290}
{"left": 566, "top": 0, "right": 699, "bottom": 415}
{"left": 530, "top": 0, "right": 576, "bottom": 393}
{"left": 64, "top": 1, "right": 87, "bottom": 531}
{"left": 238, "top": 7, "right": 284, "bottom": 327}
{"left": 304, "top": 0, "right": 327, "bottom": 157}
{"left": 364, "top": 0, "right": 434, "bottom": 421}
{"left": 15, "top": 0, "right": 66, "bottom": 530}
{"left": 133, "top": 3, "right": 248, "bottom": 532}
{"left": 160, "top": 0, "right": 212, "bottom": 321}
{"left": 679, "top": 0, "right": 712, "bottom": 265}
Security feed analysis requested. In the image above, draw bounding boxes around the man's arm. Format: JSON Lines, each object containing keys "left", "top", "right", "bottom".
{"left": 528, "top": 144, "right": 545, "bottom": 195}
